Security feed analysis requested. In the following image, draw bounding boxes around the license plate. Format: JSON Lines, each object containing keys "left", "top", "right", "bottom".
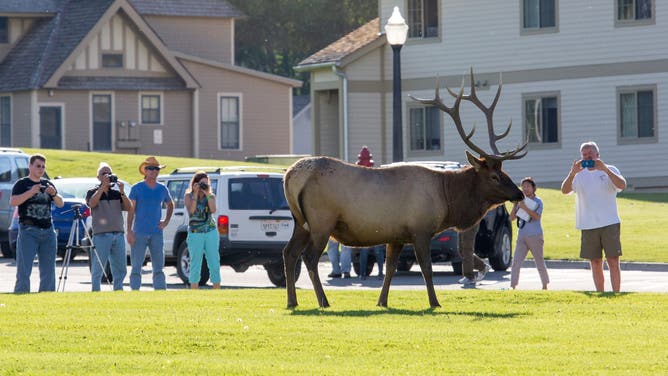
{"left": 261, "top": 221, "right": 287, "bottom": 232}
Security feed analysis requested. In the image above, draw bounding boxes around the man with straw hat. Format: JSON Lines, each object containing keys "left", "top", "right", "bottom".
{"left": 126, "top": 156, "right": 174, "bottom": 290}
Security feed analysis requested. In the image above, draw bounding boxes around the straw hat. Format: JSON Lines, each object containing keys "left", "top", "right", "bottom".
{"left": 138, "top": 156, "right": 166, "bottom": 175}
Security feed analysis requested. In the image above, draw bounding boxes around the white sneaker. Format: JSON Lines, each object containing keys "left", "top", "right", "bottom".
{"left": 476, "top": 264, "right": 491, "bottom": 282}
{"left": 458, "top": 276, "right": 468, "bottom": 284}
{"left": 461, "top": 278, "right": 476, "bottom": 289}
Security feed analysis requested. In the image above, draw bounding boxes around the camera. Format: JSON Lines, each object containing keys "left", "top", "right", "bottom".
{"left": 198, "top": 182, "right": 209, "bottom": 190}
{"left": 106, "top": 174, "right": 118, "bottom": 183}
{"left": 580, "top": 160, "right": 595, "bottom": 168}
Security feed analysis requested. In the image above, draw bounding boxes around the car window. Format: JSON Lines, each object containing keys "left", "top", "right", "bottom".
{"left": 0, "top": 157, "right": 10, "bottom": 182}
{"left": 164, "top": 178, "right": 218, "bottom": 209}
{"left": 15, "top": 157, "right": 29, "bottom": 179}
{"left": 228, "top": 177, "right": 287, "bottom": 210}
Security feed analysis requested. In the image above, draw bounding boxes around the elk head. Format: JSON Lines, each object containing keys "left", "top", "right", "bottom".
{"left": 410, "top": 67, "right": 527, "bottom": 202}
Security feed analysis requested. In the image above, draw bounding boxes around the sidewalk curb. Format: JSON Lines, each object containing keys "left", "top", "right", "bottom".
{"left": 319, "top": 255, "right": 668, "bottom": 272}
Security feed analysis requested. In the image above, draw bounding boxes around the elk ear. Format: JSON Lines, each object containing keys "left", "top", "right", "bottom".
{"left": 466, "top": 151, "right": 482, "bottom": 171}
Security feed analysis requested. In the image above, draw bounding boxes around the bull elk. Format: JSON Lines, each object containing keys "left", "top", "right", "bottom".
{"left": 282, "top": 68, "right": 527, "bottom": 308}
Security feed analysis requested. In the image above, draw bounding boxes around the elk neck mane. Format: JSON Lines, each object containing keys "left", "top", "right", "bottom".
{"left": 439, "top": 166, "right": 491, "bottom": 231}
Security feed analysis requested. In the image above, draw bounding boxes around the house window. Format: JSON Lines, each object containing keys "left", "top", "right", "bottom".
{"left": 141, "top": 94, "right": 161, "bottom": 124}
{"left": 522, "top": 0, "right": 557, "bottom": 32}
{"left": 220, "top": 96, "right": 240, "bottom": 149}
{"left": 409, "top": 106, "right": 441, "bottom": 151}
{"left": 101, "top": 53, "right": 123, "bottom": 68}
{"left": 619, "top": 87, "right": 655, "bottom": 142}
{"left": 616, "top": 0, "right": 653, "bottom": 25}
{"left": 524, "top": 94, "right": 559, "bottom": 146}
{"left": 407, "top": 0, "right": 439, "bottom": 39}
{"left": 0, "top": 17, "right": 8, "bottom": 43}
{"left": 0, "top": 96, "right": 10, "bottom": 146}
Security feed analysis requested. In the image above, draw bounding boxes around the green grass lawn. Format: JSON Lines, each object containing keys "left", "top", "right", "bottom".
{"left": 1, "top": 290, "right": 666, "bottom": 375}
{"left": 25, "top": 148, "right": 668, "bottom": 263}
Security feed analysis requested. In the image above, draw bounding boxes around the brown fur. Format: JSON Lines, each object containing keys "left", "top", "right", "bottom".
{"left": 282, "top": 152, "right": 523, "bottom": 308}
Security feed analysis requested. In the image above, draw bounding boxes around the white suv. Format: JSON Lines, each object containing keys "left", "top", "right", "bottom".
{"left": 158, "top": 166, "right": 300, "bottom": 286}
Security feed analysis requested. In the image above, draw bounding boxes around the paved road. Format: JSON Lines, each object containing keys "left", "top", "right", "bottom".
{"left": 1, "top": 256, "right": 667, "bottom": 293}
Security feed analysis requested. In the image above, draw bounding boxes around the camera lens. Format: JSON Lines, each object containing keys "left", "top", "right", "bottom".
{"left": 108, "top": 174, "right": 118, "bottom": 183}
{"left": 199, "top": 182, "right": 209, "bottom": 190}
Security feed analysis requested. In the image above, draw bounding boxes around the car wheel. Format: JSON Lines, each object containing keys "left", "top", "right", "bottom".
{"left": 451, "top": 261, "right": 463, "bottom": 275}
{"left": 1, "top": 241, "right": 15, "bottom": 259}
{"left": 352, "top": 255, "right": 376, "bottom": 277}
{"left": 176, "top": 242, "right": 210, "bottom": 286}
{"left": 266, "top": 259, "right": 301, "bottom": 287}
{"left": 488, "top": 226, "right": 512, "bottom": 271}
{"left": 397, "top": 259, "right": 414, "bottom": 272}
{"left": 87, "top": 255, "right": 113, "bottom": 283}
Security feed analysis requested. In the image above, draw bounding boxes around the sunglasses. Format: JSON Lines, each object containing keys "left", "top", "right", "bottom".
{"left": 145, "top": 166, "right": 161, "bottom": 171}
{"left": 34, "top": 164, "right": 46, "bottom": 168}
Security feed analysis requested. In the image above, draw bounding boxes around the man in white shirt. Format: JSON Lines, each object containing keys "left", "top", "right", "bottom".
{"left": 561, "top": 141, "right": 626, "bottom": 292}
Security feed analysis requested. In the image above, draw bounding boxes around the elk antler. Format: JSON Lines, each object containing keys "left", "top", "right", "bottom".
{"left": 409, "top": 67, "right": 528, "bottom": 161}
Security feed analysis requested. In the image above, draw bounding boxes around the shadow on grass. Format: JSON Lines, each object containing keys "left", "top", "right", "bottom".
{"left": 289, "top": 307, "right": 523, "bottom": 319}
{"left": 579, "top": 291, "right": 635, "bottom": 298}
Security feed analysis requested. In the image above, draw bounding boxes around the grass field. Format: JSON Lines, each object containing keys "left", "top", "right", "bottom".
{"left": 24, "top": 148, "right": 668, "bottom": 263}
{"left": 1, "top": 290, "right": 667, "bottom": 375}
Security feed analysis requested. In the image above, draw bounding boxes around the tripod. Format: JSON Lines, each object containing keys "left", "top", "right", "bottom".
{"left": 57, "top": 204, "right": 105, "bottom": 292}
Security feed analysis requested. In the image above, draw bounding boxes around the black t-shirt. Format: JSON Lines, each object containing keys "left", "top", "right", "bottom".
{"left": 12, "top": 177, "right": 54, "bottom": 229}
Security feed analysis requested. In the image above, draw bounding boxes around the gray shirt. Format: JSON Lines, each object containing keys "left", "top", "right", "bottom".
{"left": 518, "top": 195, "right": 543, "bottom": 238}
{"left": 86, "top": 187, "right": 126, "bottom": 234}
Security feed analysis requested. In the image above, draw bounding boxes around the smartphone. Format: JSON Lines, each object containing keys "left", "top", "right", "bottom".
{"left": 580, "top": 160, "right": 595, "bottom": 168}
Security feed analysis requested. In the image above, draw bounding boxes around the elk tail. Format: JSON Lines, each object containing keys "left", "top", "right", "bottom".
{"left": 283, "top": 162, "right": 311, "bottom": 232}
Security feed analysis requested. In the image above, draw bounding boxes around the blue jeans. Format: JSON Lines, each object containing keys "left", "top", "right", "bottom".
{"left": 186, "top": 229, "right": 221, "bottom": 284}
{"left": 14, "top": 224, "right": 57, "bottom": 293}
{"left": 130, "top": 232, "right": 166, "bottom": 290}
{"left": 91, "top": 232, "right": 127, "bottom": 291}
{"left": 359, "top": 245, "right": 386, "bottom": 277}
{"left": 326, "top": 239, "right": 351, "bottom": 274}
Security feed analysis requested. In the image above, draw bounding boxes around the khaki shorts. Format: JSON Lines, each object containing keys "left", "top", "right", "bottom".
{"left": 580, "top": 223, "right": 622, "bottom": 259}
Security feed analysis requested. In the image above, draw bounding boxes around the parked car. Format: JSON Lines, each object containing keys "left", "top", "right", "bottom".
{"left": 158, "top": 166, "right": 301, "bottom": 287}
{"left": 350, "top": 161, "right": 513, "bottom": 276}
{"left": 0, "top": 148, "right": 32, "bottom": 257}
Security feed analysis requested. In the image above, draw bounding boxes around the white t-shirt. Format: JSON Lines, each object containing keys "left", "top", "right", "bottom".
{"left": 571, "top": 165, "right": 623, "bottom": 230}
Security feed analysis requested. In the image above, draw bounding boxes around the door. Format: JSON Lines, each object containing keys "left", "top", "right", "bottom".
{"left": 39, "top": 106, "right": 62, "bottom": 149}
{"left": 92, "top": 94, "right": 112, "bottom": 151}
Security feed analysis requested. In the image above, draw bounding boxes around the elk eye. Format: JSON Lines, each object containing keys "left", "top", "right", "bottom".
{"left": 491, "top": 174, "right": 500, "bottom": 183}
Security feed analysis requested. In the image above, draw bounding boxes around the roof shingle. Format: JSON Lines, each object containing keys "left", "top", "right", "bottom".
{"left": 129, "top": 0, "right": 244, "bottom": 18}
{"left": 298, "top": 18, "right": 380, "bottom": 67}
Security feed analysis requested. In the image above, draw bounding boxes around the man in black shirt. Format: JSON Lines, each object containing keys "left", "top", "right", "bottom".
{"left": 10, "top": 154, "right": 63, "bottom": 293}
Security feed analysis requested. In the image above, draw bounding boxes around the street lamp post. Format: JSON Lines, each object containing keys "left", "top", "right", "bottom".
{"left": 385, "top": 6, "right": 408, "bottom": 162}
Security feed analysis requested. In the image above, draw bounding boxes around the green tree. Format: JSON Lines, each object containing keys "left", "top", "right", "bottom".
{"left": 227, "top": 0, "right": 377, "bottom": 95}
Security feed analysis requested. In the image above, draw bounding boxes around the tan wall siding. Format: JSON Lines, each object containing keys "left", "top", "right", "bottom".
{"left": 10, "top": 91, "right": 33, "bottom": 146}
{"left": 347, "top": 92, "right": 383, "bottom": 162}
{"left": 144, "top": 16, "right": 233, "bottom": 64}
{"left": 315, "top": 90, "right": 339, "bottom": 158}
{"left": 346, "top": 49, "right": 382, "bottom": 81}
{"left": 182, "top": 60, "right": 292, "bottom": 160}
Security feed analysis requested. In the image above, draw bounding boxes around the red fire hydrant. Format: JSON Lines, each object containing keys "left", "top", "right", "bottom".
{"left": 356, "top": 146, "right": 374, "bottom": 167}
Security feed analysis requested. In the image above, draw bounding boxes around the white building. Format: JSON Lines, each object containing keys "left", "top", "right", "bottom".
{"left": 296, "top": 0, "right": 666, "bottom": 190}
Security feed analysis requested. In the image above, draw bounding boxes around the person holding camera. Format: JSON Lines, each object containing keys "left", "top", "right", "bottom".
{"left": 10, "top": 153, "right": 64, "bottom": 293}
{"left": 127, "top": 156, "right": 173, "bottom": 290}
{"left": 509, "top": 177, "right": 549, "bottom": 290}
{"left": 86, "top": 162, "right": 133, "bottom": 291}
{"left": 561, "top": 141, "right": 626, "bottom": 292}
{"left": 184, "top": 171, "right": 221, "bottom": 289}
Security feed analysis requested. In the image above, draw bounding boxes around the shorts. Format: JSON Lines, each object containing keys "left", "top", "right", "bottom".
{"left": 580, "top": 223, "right": 622, "bottom": 259}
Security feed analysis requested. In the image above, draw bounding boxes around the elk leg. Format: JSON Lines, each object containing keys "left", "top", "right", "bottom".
{"left": 283, "top": 226, "right": 310, "bottom": 308}
{"left": 301, "top": 235, "right": 330, "bottom": 308}
{"left": 413, "top": 236, "right": 441, "bottom": 308}
{"left": 377, "top": 243, "right": 402, "bottom": 307}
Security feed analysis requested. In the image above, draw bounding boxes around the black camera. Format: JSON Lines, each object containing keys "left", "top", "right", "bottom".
{"left": 106, "top": 174, "right": 118, "bottom": 183}
{"left": 198, "top": 182, "right": 209, "bottom": 190}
